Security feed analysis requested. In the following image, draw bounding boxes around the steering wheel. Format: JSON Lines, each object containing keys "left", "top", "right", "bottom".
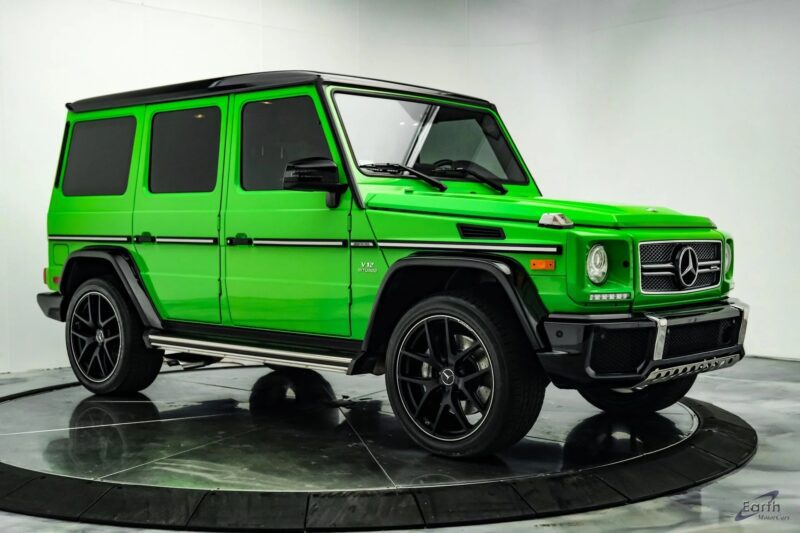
{"left": 430, "top": 159, "right": 455, "bottom": 170}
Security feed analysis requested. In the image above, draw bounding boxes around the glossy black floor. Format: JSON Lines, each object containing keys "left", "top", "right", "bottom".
{"left": 0, "top": 359, "right": 765, "bottom": 531}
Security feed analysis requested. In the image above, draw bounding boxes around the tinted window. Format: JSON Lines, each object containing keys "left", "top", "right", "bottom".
{"left": 62, "top": 117, "right": 136, "bottom": 196}
{"left": 149, "top": 107, "right": 221, "bottom": 193}
{"left": 241, "top": 97, "right": 331, "bottom": 191}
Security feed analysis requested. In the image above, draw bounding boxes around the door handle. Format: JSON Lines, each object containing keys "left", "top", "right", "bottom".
{"left": 135, "top": 233, "right": 156, "bottom": 243}
{"left": 226, "top": 235, "right": 252, "bottom": 246}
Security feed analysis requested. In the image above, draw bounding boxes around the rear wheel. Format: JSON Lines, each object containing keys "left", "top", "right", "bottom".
{"left": 65, "top": 278, "right": 163, "bottom": 395}
{"left": 578, "top": 375, "right": 697, "bottom": 416}
{"left": 386, "top": 291, "right": 547, "bottom": 457}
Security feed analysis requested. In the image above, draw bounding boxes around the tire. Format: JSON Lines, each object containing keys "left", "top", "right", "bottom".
{"left": 577, "top": 375, "right": 697, "bottom": 416}
{"left": 385, "top": 290, "right": 547, "bottom": 458}
{"left": 65, "top": 278, "right": 163, "bottom": 395}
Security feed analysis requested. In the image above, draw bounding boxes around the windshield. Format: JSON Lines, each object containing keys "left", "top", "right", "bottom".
{"left": 334, "top": 93, "right": 528, "bottom": 184}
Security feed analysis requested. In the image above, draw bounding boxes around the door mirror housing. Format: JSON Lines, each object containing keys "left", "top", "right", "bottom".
{"left": 283, "top": 157, "right": 348, "bottom": 208}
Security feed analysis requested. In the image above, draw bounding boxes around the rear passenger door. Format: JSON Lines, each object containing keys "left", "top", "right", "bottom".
{"left": 223, "top": 88, "right": 351, "bottom": 336}
{"left": 132, "top": 97, "right": 227, "bottom": 323}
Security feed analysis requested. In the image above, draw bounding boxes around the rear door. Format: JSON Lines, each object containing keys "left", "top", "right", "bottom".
{"left": 222, "top": 87, "right": 351, "bottom": 336}
{"left": 132, "top": 97, "right": 228, "bottom": 323}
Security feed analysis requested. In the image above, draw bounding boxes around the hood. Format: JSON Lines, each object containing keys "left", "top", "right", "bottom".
{"left": 365, "top": 192, "right": 715, "bottom": 229}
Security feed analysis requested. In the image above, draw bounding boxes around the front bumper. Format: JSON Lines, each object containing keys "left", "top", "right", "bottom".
{"left": 538, "top": 298, "right": 749, "bottom": 389}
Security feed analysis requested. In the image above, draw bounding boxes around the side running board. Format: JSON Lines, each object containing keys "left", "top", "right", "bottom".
{"left": 145, "top": 333, "right": 353, "bottom": 373}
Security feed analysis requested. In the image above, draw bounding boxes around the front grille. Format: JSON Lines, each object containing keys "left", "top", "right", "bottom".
{"left": 589, "top": 326, "right": 653, "bottom": 375}
{"left": 639, "top": 240, "right": 722, "bottom": 294}
{"left": 663, "top": 317, "right": 741, "bottom": 359}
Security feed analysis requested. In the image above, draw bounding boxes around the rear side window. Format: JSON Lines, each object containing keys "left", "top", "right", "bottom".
{"left": 241, "top": 96, "right": 331, "bottom": 191}
{"left": 149, "top": 107, "right": 221, "bottom": 193}
{"left": 62, "top": 117, "right": 136, "bottom": 196}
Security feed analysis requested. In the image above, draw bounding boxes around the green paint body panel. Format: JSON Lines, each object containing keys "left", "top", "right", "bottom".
{"left": 46, "top": 81, "right": 735, "bottom": 343}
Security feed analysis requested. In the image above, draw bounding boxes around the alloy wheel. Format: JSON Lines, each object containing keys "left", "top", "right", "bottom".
{"left": 69, "top": 291, "right": 123, "bottom": 383}
{"left": 395, "top": 314, "right": 494, "bottom": 441}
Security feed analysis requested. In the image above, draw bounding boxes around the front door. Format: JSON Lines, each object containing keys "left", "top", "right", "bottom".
{"left": 133, "top": 97, "right": 227, "bottom": 323}
{"left": 223, "top": 87, "right": 351, "bottom": 336}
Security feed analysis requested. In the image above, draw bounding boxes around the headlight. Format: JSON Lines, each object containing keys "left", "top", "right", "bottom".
{"left": 724, "top": 242, "right": 733, "bottom": 273}
{"left": 586, "top": 244, "right": 608, "bottom": 285}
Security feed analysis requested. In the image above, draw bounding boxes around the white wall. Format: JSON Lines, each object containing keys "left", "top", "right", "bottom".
{"left": 1, "top": 0, "right": 797, "bottom": 372}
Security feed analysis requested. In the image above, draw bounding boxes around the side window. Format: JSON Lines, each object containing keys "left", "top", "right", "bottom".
{"left": 62, "top": 117, "right": 136, "bottom": 196}
{"left": 241, "top": 96, "right": 332, "bottom": 191}
{"left": 149, "top": 107, "right": 221, "bottom": 193}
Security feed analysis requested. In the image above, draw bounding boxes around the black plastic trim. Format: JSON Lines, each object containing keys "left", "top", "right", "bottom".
{"left": 0, "top": 380, "right": 757, "bottom": 531}
{"left": 354, "top": 253, "right": 548, "bottom": 374}
{"left": 457, "top": 223, "right": 505, "bottom": 240}
{"left": 539, "top": 302, "right": 746, "bottom": 388}
{"left": 58, "top": 249, "right": 162, "bottom": 330}
{"left": 36, "top": 292, "right": 63, "bottom": 321}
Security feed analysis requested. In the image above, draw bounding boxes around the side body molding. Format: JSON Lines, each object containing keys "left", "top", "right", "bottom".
{"left": 351, "top": 253, "right": 549, "bottom": 374}
{"left": 59, "top": 248, "right": 163, "bottom": 329}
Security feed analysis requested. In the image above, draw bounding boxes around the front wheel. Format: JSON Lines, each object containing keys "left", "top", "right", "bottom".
{"left": 65, "top": 278, "right": 163, "bottom": 395}
{"left": 385, "top": 291, "right": 547, "bottom": 458}
{"left": 578, "top": 375, "right": 697, "bottom": 416}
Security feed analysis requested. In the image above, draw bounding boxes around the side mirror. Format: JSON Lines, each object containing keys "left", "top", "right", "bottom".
{"left": 283, "top": 157, "right": 348, "bottom": 208}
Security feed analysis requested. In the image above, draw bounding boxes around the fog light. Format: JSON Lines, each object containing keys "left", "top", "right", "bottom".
{"left": 589, "top": 292, "right": 631, "bottom": 301}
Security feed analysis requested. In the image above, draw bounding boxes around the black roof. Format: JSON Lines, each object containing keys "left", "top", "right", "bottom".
{"left": 67, "top": 71, "right": 493, "bottom": 113}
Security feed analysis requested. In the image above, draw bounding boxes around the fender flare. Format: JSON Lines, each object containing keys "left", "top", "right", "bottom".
{"left": 59, "top": 248, "right": 162, "bottom": 329}
{"left": 352, "top": 253, "right": 549, "bottom": 374}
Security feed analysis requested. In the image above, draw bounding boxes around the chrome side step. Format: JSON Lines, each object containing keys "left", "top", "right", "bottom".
{"left": 146, "top": 333, "right": 353, "bottom": 374}
{"left": 635, "top": 352, "right": 742, "bottom": 389}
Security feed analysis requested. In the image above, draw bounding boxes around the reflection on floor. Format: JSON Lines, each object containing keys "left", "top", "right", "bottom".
{"left": 0, "top": 356, "right": 797, "bottom": 531}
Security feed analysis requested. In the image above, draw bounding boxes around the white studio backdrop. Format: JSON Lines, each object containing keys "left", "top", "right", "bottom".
{"left": 1, "top": 0, "right": 797, "bottom": 372}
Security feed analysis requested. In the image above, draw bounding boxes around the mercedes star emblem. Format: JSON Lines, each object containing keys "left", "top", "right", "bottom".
{"left": 676, "top": 246, "right": 700, "bottom": 287}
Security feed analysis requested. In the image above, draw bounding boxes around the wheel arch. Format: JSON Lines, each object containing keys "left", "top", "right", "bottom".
{"left": 59, "top": 247, "right": 162, "bottom": 329}
{"left": 351, "top": 254, "right": 548, "bottom": 375}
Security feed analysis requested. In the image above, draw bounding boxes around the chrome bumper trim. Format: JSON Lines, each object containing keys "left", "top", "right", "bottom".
{"left": 645, "top": 314, "right": 669, "bottom": 361}
{"left": 729, "top": 298, "right": 750, "bottom": 346}
{"left": 635, "top": 352, "right": 742, "bottom": 389}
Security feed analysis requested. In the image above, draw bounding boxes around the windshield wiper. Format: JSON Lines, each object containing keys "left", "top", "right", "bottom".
{"left": 449, "top": 162, "right": 508, "bottom": 195}
{"left": 359, "top": 163, "right": 447, "bottom": 192}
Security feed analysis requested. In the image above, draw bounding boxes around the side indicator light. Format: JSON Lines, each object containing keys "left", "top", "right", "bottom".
{"left": 530, "top": 259, "right": 555, "bottom": 271}
{"left": 53, "top": 276, "right": 61, "bottom": 285}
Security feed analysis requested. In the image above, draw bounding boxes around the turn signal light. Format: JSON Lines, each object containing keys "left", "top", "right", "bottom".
{"left": 530, "top": 259, "right": 555, "bottom": 271}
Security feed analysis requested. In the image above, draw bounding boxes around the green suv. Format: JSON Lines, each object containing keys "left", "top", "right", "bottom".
{"left": 38, "top": 71, "right": 748, "bottom": 457}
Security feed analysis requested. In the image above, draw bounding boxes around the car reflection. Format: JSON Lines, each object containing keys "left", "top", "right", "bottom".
{"left": 42, "top": 369, "right": 692, "bottom": 484}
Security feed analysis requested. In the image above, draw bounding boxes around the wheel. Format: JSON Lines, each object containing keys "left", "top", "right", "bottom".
{"left": 65, "top": 278, "right": 163, "bottom": 394}
{"left": 385, "top": 290, "right": 547, "bottom": 457}
{"left": 578, "top": 375, "right": 697, "bottom": 416}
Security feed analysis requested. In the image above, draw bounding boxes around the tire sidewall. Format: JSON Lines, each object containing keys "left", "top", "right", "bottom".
{"left": 385, "top": 295, "right": 517, "bottom": 456}
{"left": 65, "top": 279, "right": 136, "bottom": 395}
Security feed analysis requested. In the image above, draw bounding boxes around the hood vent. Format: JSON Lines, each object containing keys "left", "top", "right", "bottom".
{"left": 457, "top": 224, "right": 505, "bottom": 240}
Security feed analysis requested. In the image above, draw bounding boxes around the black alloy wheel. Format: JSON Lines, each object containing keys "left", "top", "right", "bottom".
{"left": 386, "top": 291, "right": 547, "bottom": 458}
{"left": 65, "top": 278, "right": 163, "bottom": 395}
{"left": 395, "top": 314, "right": 494, "bottom": 441}
{"left": 69, "top": 291, "right": 122, "bottom": 383}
